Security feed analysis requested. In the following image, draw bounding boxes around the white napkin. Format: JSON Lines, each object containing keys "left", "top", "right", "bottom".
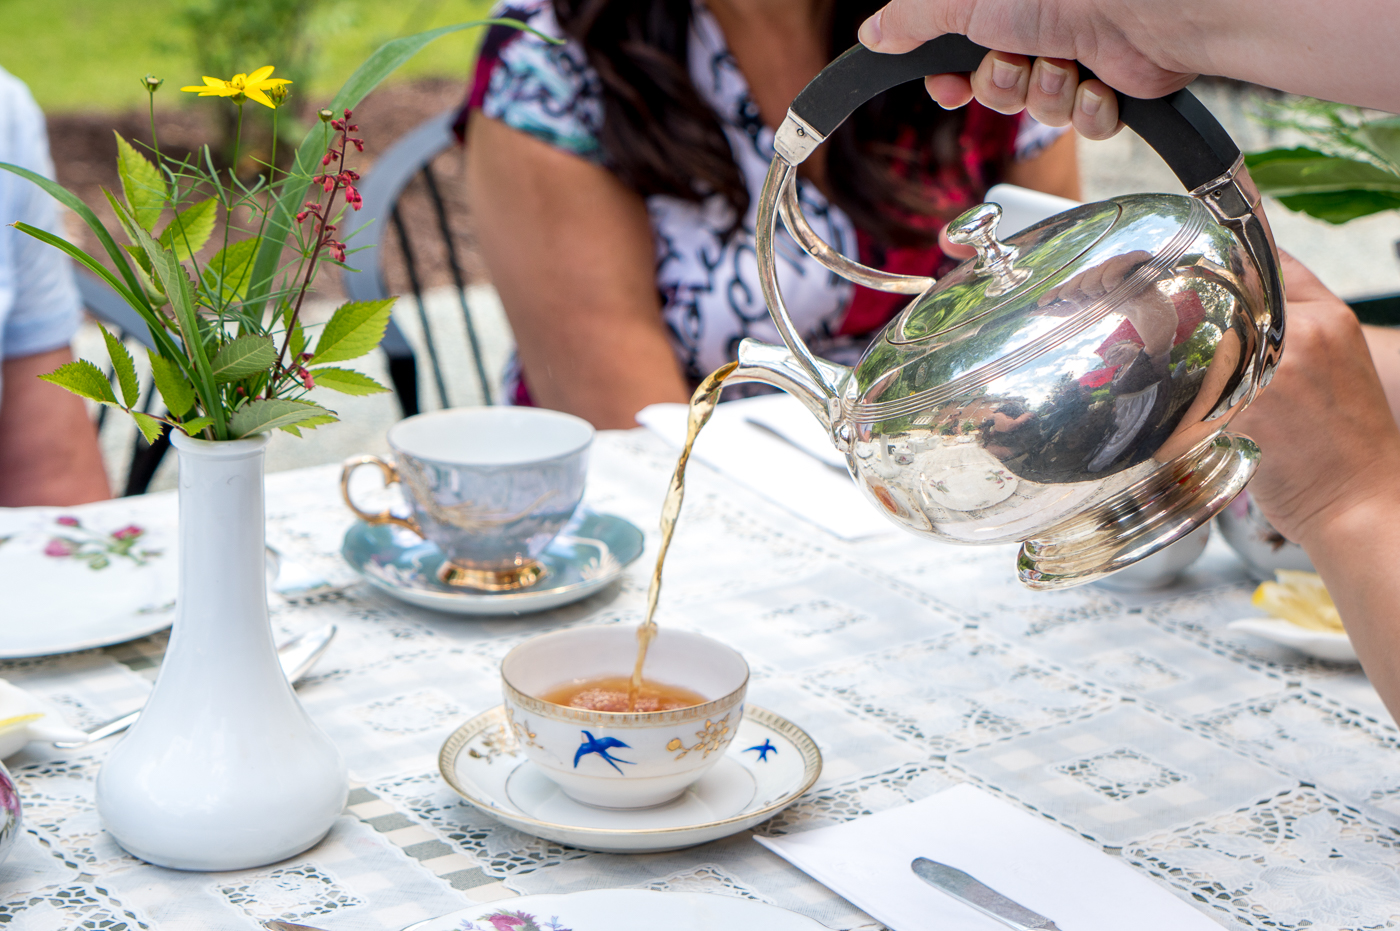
{"left": 0, "top": 679, "right": 86, "bottom": 758}
{"left": 636, "top": 395, "right": 896, "bottom": 540}
{"left": 756, "top": 783, "right": 1218, "bottom": 931}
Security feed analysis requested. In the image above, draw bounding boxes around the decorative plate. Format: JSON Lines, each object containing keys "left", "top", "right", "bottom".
{"left": 0, "top": 505, "right": 176, "bottom": 658}
{"left": 401, "top": 890, "right": 828, "bottom": 931}
{"left": 342, "top": 510, "right": 644, "bottom": 616}
{"left": 439, "top": 705, "right": 821, "bottom": 853}
{"left": 1227, "top": 617, "right": 1358, "bottom": 663}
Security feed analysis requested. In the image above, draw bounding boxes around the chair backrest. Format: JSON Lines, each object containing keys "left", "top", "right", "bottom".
{"left": 341, "top": 108, "right": 494, "bottom": 414}
{"left": 75, "top": 268, "right": 171, "bottom": 496}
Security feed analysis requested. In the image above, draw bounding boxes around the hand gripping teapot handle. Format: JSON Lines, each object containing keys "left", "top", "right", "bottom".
{"left": 782, "top": 35, "right": 1240, "bottom": 189}
{"left": 760, "top": 34, "right": 1282, "bottom": 401}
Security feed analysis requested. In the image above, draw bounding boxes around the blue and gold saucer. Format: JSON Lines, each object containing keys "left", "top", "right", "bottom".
{"left": 342, "top": 509, "right": 644, "bottom": 615}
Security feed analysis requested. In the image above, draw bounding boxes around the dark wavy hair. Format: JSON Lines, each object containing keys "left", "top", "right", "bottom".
{"left": 550, "top": 0, "right": 995, "bottom": 247}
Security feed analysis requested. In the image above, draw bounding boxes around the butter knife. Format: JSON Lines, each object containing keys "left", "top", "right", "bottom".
{"left": 911, "top": 858, "right": 1062, "bottom": 931}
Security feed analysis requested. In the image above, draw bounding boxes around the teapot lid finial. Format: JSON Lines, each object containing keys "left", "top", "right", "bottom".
{"left": 945, "top": 203, "right": 1031, "bottom": 297}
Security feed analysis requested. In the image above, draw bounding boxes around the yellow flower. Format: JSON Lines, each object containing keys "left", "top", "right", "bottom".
{"left": 181, "top": 66, "right": 291, "bottom": 109}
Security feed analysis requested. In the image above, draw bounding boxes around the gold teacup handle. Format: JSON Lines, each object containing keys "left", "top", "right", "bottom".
{"left": 340, "top": 455, "right": 423, "bottom": 535}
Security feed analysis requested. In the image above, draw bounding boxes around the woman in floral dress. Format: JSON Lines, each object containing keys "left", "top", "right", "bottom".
{"left": 460, "top": 0, "right": 1080, "bottom": 427}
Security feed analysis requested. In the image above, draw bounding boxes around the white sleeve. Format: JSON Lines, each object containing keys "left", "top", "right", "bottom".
{"left": 0, "top": 66, "right": 81, "bottom": 361}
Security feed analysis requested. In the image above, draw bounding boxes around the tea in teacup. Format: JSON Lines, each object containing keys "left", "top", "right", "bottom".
{"left": 542, "top": 676, "right": 707, "bottom": 712}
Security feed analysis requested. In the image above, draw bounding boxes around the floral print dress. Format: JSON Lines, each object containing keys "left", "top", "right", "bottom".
{"left": 462, "top": 0, "right": 1066, "bottom": 401}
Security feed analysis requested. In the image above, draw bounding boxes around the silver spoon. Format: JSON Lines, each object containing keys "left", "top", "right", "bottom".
{"left": 52, "top": 624, "right": 337, "bottom": 749}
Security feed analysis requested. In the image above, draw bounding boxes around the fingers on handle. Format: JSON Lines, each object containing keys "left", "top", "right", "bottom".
{"left": 925, "top": 73, "right": 974, "bottom": 109}
{"left": 859, "top": 0, "right": 967, "bottom": 54}
{"left": 1072, "top": 78, "right": 1123, "bottom": 140}
{"left": 1026, "top": 58, "right": 1078, "bottom": 127}
{"left": 969, "top": 51, "right": 1031, "bottom": 114}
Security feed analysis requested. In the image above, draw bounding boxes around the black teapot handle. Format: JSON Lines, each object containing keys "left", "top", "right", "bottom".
{"left": 790, "top": 36, "right": 1240, "bottom": 191}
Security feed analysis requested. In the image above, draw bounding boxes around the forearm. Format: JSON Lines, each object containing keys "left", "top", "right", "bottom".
{"left": 1194, "top": 0, "right": 1400, "bottom": 110}
{"left": 867, "top": 0, "right": 1400, "bottom": 114}
{"left": 0, "top": 347, "right": 111, "bottom": 506}
{"left": 1301, "top": 490, "right": 1400, "bottom": 724}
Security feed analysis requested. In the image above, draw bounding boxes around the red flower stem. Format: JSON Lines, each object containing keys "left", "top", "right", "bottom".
{"left": 267, "top": 121, "right": 351, "bottom": 398}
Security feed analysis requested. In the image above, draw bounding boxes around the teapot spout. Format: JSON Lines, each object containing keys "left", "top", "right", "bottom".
{"left": 727, "top": 338, "right": 850, "bottom": 433}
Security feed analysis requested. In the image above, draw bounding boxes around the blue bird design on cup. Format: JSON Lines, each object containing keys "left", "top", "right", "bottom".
{"left": 745, "top": 738, "right": 777, "bottom": 761}
{"left": 574, "top": 731, "right": 634, "bottom": 774}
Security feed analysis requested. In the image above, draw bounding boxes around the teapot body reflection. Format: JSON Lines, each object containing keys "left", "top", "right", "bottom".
{"left": 724, "top": 39, "right": 1284, "bottom": 589}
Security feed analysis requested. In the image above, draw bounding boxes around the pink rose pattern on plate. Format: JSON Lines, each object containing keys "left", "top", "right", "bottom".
{"left": 460, "top": 911, "right": 572, "bottom": 931}
{"left": 41, "top": 516, "right": 162, "bottom": 570}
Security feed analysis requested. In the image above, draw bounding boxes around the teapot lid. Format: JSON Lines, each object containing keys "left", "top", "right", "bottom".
{"left": 849, "top": 193, "right": 1217, "bottom": 416}
{"left": 885, "top": 194, "right": 1212, "bottom": 351}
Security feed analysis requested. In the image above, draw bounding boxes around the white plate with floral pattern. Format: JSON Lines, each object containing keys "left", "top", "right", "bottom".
{"left": 439, "top": 705, "right": 821, "bottom": 853}
{"left": 0, "top": 504, "right": 177, "bottom": 658}
{"left": 342, "top": 510, "right": 644, "bottom": 616}
{"left": 401, "top": 889, "right": 826, "bottom": 931}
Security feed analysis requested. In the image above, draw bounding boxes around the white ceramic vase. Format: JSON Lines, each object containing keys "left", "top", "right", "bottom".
{"left": 96, "top": 433, "right": 347, "bottom": 870}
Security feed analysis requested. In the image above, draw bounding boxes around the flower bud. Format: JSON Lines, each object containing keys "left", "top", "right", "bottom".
{"left": 267, "top": 84, "right": 290, "bottom": 107}
{"left": 318, "top": 108, "right": 334, "bottom": 123}
{"left": 142, "top": 74, "right": 164, "bottom": 92}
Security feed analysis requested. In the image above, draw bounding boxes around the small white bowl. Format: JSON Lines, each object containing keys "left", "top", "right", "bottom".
{"left": 501, "top": 626, "right": 748, "bottom": 809}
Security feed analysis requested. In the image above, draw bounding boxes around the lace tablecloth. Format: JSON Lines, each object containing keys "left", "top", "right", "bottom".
{"left": 2, "top": 428, "right": 1396, "bottom": 931}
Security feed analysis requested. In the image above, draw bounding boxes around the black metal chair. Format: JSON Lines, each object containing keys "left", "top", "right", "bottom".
{"left": 341, "top": 108, "right": 495, "bottom": 414}
{"left": 76, "top": 268, "right": 172, "bottom": 496}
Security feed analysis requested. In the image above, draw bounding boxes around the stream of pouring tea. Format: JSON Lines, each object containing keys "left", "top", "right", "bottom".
{"left": 627, "top": 361, "right": 738, "bottom": 710}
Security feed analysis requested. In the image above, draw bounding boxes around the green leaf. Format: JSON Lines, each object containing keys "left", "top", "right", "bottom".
{"left": 202, "top": 237, "right": 260, "bottom": 306}
{"left": 121, "top": 206, "right": 225, "bottom": 437}
{"left": 0, "top": 161, "right": 149, "bottom": 313}
{"left": 158, "top": 197, "right": 217, "bottom": 261}
{"left": 278, "top": 412, "right": 338, "bottom": 437}
{"left": 39, "top": 360, "right": 120, "bottom": 408}
{"left": 148, "top": 351, "right": 195, "bottom": 416}
{"left": 308, "top": 366, "right": 390, "bottom": 395}
{"left": 1277, "top": 190, "right": 1400, "bottom": 224}
{"left": 243, "top": 18, "right": 555, "bottom": 319}
{"left": 288, "top": 317, "right": 306, "bottom": 362}
{"left": 1357, "top": 117, "right": 1400, "bottom": 171}
{"left": 97, "top": 324, "right": 139, "bottom": 408}
{"left": 131, "top": 411, "right": 164, "bottom": 444}
{"left": 210, "top": 335, "right": 277, "bottom": 383}
{"left": 1244, "top": 147, "right": 1400, "bottom": 196}
{"left": 114, "top": 133, "right": 167, "bottom": 233}
{"left": 228, "top": 398, "right": 335, "bottom": 438}
{"left": 309, "top": 298, "right": 394, "bottom": 364}
{"left": 179, "top": 416, "right": 215, "bottom": 437}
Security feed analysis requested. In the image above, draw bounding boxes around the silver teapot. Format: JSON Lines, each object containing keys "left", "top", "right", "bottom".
{"left": 727, "top": 37, "right": 1284, "bottom": 589}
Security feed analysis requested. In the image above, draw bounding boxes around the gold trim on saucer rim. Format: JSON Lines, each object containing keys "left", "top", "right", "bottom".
{"left": 438, "top": 704, "right": 821, "bottom": 838}
{"left": 437, "top": 559, "right": 547, "bottom": 591}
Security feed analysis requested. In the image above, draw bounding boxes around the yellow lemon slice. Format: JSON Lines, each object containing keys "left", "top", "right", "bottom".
{"left": 1252, "top": 570, "right": 1344, "bottom": 633}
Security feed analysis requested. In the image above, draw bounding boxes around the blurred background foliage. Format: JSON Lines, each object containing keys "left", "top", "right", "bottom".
{"left": 0, "top": 0, "right": 495, "bottom": 113}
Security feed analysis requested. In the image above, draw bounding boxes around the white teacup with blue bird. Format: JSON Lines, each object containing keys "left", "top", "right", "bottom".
{"left": 501, "top": 626, "right": 749, "bottom": 809}
{"left": 341, "top": 407, "right": 593, "bottom": 591}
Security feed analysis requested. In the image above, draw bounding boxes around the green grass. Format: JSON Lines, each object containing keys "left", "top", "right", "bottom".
{"left": 0, "top": 0, "right": 497, "bottom": 113}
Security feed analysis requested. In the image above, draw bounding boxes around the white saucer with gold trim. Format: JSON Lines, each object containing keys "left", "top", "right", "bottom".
{"left": 439, "top": 704, "right": 820, "bottom": 853}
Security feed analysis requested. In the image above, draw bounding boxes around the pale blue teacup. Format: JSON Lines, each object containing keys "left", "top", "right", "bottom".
{"left": 342, "top": 407, "right": 593, "bottom": 590}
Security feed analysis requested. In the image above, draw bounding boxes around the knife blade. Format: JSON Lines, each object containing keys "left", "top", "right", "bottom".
{"left": 911, "top": 858, "right": 1062, "bottom": 931}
